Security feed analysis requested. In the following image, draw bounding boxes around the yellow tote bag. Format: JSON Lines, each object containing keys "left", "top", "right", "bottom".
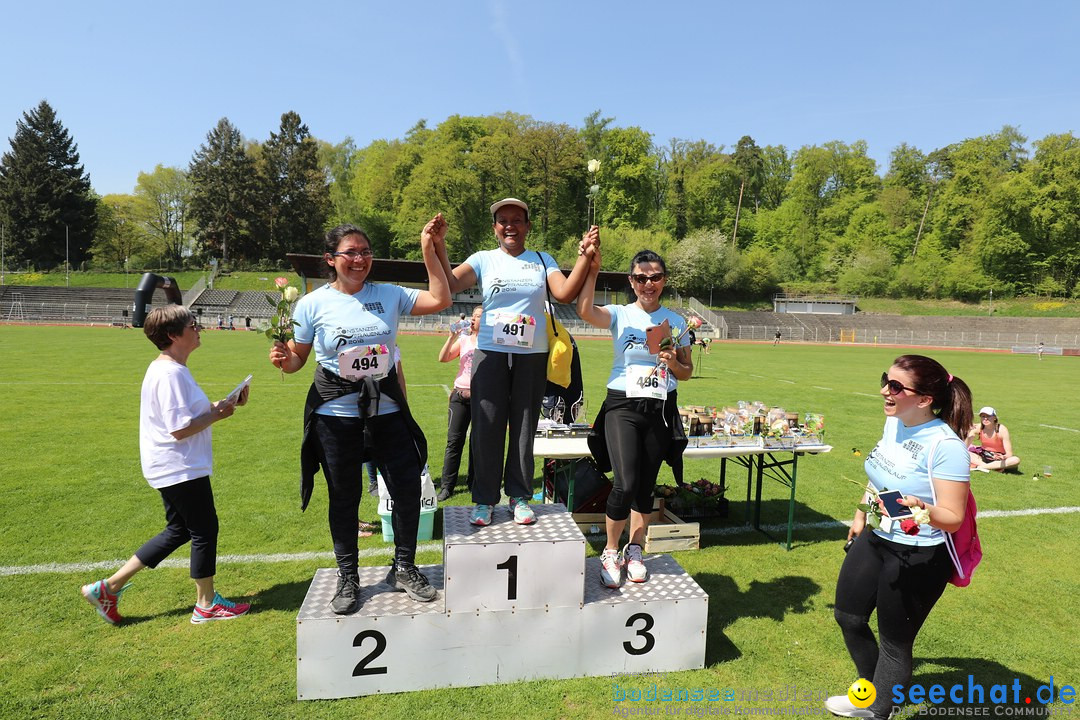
{"left": 546, "top": 313, "right": 573, "bottom": 388}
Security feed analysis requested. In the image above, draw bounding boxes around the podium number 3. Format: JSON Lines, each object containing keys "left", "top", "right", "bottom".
{"left": 624, "top": 613, "right": 655, "bottom": 655}
{"left": 497, "top": 555, "right": 518, "bottom": 600}
{"left": 352, "top": 630, "right": 388, "bottom": 676}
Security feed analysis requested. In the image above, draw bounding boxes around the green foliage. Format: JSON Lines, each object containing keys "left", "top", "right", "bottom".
{"left": 0, "top": 100, "right": 98, "bottom": 269}
{"left": 188, "top": 118, "right": 259, "bottom": 264}
{"left": 133, "top": 165, "right": 193, "bottom": 267}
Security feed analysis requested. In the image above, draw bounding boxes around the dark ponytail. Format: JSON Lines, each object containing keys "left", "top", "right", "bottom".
{"left": 893, "top": 354, "right": 973, "bottom": 438}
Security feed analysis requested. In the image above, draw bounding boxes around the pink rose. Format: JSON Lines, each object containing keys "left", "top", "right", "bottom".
{"left": 899, "top": 518, "right": 920, "bottom": 536}
{"left": 274, "top": 277, "right": 289, "bottom": 289}
{"left": 687, "top": 316, "right": 703, "bottom": 330}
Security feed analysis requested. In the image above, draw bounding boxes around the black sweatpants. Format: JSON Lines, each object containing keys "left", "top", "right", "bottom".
{"left": 135, "top": 475, "right": 218, "bottom": 579}
{"left": 834, "top": 530, "right": 953, "bottom": 719}
{"left": 469, "top": 349, "right": 547, "bottom": 505}
{"left": 314, "top": 412, "right": 422, "bottom": 571}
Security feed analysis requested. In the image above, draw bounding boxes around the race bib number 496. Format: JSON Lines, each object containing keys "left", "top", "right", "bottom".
{"left": 491, "top": 313, "right": 536, "bottom": 348}
{"left": 338, "top": 343, "right": 391, "bottom": 381}
{"left": 626, "top": 364, "right": 669, "bottom": 400}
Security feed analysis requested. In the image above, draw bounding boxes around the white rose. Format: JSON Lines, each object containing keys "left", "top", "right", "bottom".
{"left": 911, "top": 505, "right": 931, "bottom": 525}
{"left": 283, "top": 286, "right": 299, "bottom": 303}
{"left": 588, "top": 159, "right": 601, "bottom": 173}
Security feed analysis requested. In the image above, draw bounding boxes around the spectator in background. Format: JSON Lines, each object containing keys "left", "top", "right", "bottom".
{"left": 80, "top": 306, "right": 250, "bottom": 626}
{"left": 436, "top": 305, "right": 483, "bottom": 501}
{"left": 774, "top": 329, "right": 782, "bottom": 345}
{"left": 967, "top": 407, "right": 1021, "bottom": 473}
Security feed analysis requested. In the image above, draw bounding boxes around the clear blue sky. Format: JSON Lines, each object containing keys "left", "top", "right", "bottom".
{"left": 4, "top": 0, "right": 1078, "bottom": 197}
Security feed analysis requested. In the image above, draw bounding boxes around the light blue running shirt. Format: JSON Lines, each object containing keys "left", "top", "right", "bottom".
{"left": 602, "top": 303, "right": 689, "bottom": 393}
{"left": 864, "top": 415, "right": 970, "bottom": 546}
{"left": 464, "top": 248, "right": 559, "bottom": 354}
{"left": 293, "top": 282, "right": 418, "bottom": 417}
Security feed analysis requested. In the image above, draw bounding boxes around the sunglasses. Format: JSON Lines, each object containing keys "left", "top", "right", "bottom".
{"left": 188, "top": 320, "right": 200, "bottom": 330}
{"left": 630, "top": 272, "right": 665, "bottom": 285}
{"left": 880, "top": 372, "right": 919, "bottom": 396}
{"left": 332, "top": 249, "right": 374, "bottom": 260}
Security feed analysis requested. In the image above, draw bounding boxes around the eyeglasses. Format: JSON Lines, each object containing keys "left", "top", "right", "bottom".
{"left": 188, "top": 320, "right": 200, "bottom": 330}
{"left": 630, "top": 273, "right": 665, "bottom": 285}
{"left": 880, "top": 372, "right": 919, "bottom": 396}
{"left": 332, "top": 249, "right": 374, "bottom": 260}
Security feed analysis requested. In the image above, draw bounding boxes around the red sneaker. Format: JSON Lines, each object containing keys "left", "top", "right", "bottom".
{"left": 190, "top": 593, "right": 251, "bottom": 624}
{"left": 81, "top": 579, "right": 131, "bottom": 625}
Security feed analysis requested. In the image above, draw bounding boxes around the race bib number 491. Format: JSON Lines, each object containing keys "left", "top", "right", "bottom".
{"left": 491, "top": 313, "right": 536, "bottom": 348}
{"left": 339, "top": 344, "right": 391, "bottom": 381}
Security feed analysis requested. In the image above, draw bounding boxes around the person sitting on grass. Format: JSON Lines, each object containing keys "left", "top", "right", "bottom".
{"left": 80, "top": 305, "right": 251, "bottom": 625}
{"left": 967, "top": 406, "right": 1021, "bottom": 473}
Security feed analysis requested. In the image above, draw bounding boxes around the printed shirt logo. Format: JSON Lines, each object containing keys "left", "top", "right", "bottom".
{"left": 901, "top": 439, "right": 924, "bottom": 460}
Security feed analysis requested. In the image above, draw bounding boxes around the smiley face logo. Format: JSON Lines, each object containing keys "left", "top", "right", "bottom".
{"left": 848, "top": 678, "right": 876, "bottom": 708}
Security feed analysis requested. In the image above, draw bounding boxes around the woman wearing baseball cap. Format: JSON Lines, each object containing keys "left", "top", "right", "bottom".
{"left": 436, "top": 198, "right": 599, "bottom": 527}
{"left": 967, "top": 407, "right": 1021, "bottom": 472}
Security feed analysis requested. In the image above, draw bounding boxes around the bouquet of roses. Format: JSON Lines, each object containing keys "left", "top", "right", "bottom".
{"left": 845, "top": 477, "right": 931, "bottom": 534}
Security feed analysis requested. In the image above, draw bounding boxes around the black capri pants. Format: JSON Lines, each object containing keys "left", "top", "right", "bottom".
{"left": 603, "top": 390, "right": 670, "bottom": 522}
{"left": 135, "top": 475, "right": 218, "bottom": 579}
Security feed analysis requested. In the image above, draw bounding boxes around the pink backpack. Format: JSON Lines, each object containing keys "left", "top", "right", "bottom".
{"left": 928, "top": 438, "right": 983, "bottom": 587}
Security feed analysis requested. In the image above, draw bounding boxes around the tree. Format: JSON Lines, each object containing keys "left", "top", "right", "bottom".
{"left": 188, "top": 118, "right": 258, "bottom": 264}
{"left": 731, "top": 135, "right": 764, "bottom": 245}
{"left": 133, "top": 165, "right": 192, "bottom": 267}
{"left": 0, "top": 100, "right": 97, "bottom": 269}
{"left": 91, "top": 194, "right": 152, "bottom": 270}
{"left": 257, "top": 111, "right": 331, "bottom": 260}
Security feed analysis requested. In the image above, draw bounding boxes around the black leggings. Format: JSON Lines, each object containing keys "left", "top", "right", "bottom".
{"left": 439, "top": 389, "right": 473, "bottom": 492}
{"left": 834, "top": 531, "right": 953, "bottom": 719}
{"left": 136, "top": 476, "right": 218, "bottom": 579}
{"left": 603, "top": 391, "right": 669, "bottom": 522}
{"left": 314, "top": 413, "right": 422, "bottom": 571}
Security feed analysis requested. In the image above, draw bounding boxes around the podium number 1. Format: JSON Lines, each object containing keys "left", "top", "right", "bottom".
{"left": 496, "top": 555, "right": 518, "bottom": 600}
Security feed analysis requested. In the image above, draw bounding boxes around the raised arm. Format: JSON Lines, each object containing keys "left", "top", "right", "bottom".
{"left": 438, "top": 327, "right": 463, "bottom": 363}
{"left": 412, "top": 213, "right": 453, "bottom": 315}
{"left": 547, "top": 225, "right": 600, "bottom": 304}
{"left": 575, "top": 246, "right": 611, "bottom": 329}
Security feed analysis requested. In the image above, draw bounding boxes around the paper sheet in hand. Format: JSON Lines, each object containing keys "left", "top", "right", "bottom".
{"left": 226, "top": 374, "right": 252, "bottom": 403}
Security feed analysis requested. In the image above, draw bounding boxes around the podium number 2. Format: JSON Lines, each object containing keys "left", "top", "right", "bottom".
{"left": 623, "top": 613, "right": 655, "bottom": 655}
{"left": 352, "top": 630, "right": 388, "bottom": 676}
{"left": 497, "top": 555, "right": 518, "bottom": 600}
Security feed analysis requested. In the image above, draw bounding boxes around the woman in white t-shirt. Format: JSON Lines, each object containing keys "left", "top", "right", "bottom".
{"left": 438, "top": 198, "right": 599, "bottom": 527}
{"left": 827, "top": 355, "right": 974, "bottom": 720}
{"left": 80, "top": 305, "right": 250, "bottom": 626}
{"left": 576, "top": 248, "right": 693, "bottom": 588}
{"left": 436, "top": 304, "right": 483, "bottom": 501}
{"left": 269, "top": 217, "right": 451, "bottom": 615}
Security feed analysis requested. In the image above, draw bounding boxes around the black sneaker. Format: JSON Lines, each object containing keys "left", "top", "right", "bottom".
{"left": 436, "top": 487, "right": 452, "bottom": 502}
{"left": 331, "top": 571, "right": 361, "bottom": 614}
{"left": 385, "top": 562, "right": 437, "bottom": 602}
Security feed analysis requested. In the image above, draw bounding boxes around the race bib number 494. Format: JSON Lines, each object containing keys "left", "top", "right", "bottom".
{"left": 338, "top": 344, "right": 391, "bottom": 381}
{"left": 491, "top": 313, "right": 536, "bottom": 348}
{"left": 626, "top": 364, "right": 669, "bottom": 400}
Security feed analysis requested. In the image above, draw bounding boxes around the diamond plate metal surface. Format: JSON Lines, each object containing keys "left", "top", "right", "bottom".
{"left": 298, "top": 566, "right": 447, "bottom": 620}
{"left": 443, "top": 503, "right": 584, "bottom": 544}
{"left": 582, "top": 554, "right": 708, "bottom": 605}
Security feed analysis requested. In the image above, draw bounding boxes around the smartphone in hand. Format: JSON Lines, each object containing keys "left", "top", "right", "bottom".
{"left": 645, "top": 320, "right": 671, "bottom": 355}
{"left": 877, "top": 490, "right": 914, "bottom": 519}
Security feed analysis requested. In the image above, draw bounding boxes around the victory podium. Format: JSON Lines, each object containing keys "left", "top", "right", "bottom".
{"left": 296, "top": 504, "right": 708, "bottom": 700}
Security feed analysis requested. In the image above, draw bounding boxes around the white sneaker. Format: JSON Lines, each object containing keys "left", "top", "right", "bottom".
{"left": 599, "top": 548, "right": 622, "bottom": 588}
{"left": 622, "top": 542, "right": 648, "bottom": 583}
{"left": 824, "top": 695, "right": 874, "bottom": 718}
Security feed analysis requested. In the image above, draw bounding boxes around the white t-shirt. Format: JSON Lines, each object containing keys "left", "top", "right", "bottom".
{"left": 139, "top": 358, "right": 213, "bottom": 489}
{"left": 293, "top": 282, "right": 418, "bottom": 417}
{"left": 464, "top": 248, "right": 559, "bottom": 354}
{"left": 865, "top": 416, "right": 971, "bottom": 546}
{"left": 603, "top": 304, "right": 689, "bottom": 393}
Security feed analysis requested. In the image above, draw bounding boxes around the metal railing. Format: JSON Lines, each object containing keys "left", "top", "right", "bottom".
{"left": 734, "top": 324, "right": 1080, "bottom": 349}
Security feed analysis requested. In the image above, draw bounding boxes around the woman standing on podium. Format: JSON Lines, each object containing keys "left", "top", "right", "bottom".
{"left": 576, "top": 248, "right": 693, "bottom": 588}
{"left": 436, "top": 198, "right": 598, "bottom": 528}
{"left": 269, "top": 218, "right": 451, "bottom": 615}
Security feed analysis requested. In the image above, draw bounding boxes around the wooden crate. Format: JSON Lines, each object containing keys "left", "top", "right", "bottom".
{"left": 645, "top": 508, "right": 700, "bottom": 553}
{"left": 572, "top": 500, "right": 701, "bottom": 552}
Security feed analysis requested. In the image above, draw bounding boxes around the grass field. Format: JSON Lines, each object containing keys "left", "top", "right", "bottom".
{"left": 1, "top": 325, "right": 1077, "bottom": 719}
